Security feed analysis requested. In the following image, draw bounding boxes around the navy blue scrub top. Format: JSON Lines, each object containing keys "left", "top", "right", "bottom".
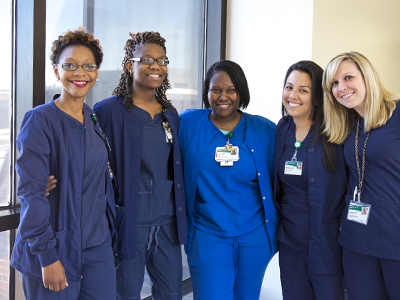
{"left": 131, "top": 106, "right": 175, "bottom": 226}
{"left": 81, "top": 108, "right": 110, "bottom": 249}
{"left": 340, "top": 108, "right": 400, "bottom": 260}
{"left": 277, "top": 122, "right": 314, "bottom": 253}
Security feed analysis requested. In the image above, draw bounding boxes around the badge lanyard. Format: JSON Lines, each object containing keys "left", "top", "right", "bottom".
{"left": 284, "top": 140, "right": 303, "bottom": 175}
{"left": 215, "top": 131, "right": 240, "bottom": 167}
{"left": 162, "top": 108, "right": 173, "bottom": 144}
{"left": 91, "top": 113, "right": 111, "bottom": 152}
{"left": 347, "top": 117, "right": 372, "bottom": 225}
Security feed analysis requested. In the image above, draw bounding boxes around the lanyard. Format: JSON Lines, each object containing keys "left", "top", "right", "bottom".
{"left": 354, "top": 117, "right": 371, "bottom": 203}
{"left": 291, "top": 141, "right": 302, "bottom": 161}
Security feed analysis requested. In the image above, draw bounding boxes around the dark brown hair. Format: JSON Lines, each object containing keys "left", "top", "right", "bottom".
{"left": 283, "top": 60, "right": 337, "bottom": 171}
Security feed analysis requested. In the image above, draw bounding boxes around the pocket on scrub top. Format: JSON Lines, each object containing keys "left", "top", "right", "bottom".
{"left": 137, "top": 178, "right": 153, "bottom": 219}
{"left": 381, "top": 197, "right": 400, "bottom": 251}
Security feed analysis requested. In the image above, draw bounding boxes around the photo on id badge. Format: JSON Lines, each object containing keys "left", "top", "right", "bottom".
{"left": 284, "top": 161, "right": 302, "bottom": 176}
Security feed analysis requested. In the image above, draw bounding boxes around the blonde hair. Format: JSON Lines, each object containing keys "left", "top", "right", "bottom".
{"left": 323, "top": 52, "right": 399, "bottom": 144}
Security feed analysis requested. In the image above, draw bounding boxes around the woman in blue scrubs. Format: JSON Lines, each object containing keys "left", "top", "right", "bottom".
{"left": 323, "top": 52, "right": 400, "bottom": 300}
{"left": 274, "top": 61, "right": 348, "bottom": 300}
{"left": 93, "top": 31, "right": 186, "bottom": 300}
{"left": 178, "top": 60, "right": 277, "bottom": 299}
{"left": 11, "top": 28, "right": 116, "bottom": 299}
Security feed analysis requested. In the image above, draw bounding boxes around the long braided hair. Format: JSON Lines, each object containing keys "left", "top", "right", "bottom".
{"left": 112, "top": 31, "right": 173, "bottom": 110}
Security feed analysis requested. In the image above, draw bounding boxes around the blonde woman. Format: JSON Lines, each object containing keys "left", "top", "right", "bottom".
{"left": 323, "top": 52, "right": 400, "bottom": 300}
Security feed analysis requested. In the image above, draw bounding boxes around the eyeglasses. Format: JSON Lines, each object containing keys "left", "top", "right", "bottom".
{"left": 58, "top": 63, "right": 98, "bottom": 72}
{"left": 129, "top": 57, "right": 169, "bottom": 66}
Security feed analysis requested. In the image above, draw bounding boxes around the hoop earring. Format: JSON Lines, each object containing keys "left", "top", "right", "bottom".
{"left": 129, "top": 72, "right": 133, "bottom": 77}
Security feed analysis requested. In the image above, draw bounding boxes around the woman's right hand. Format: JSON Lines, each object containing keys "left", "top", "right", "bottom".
{"left": 45, "top": 175, "right": 57, "bottom": 197}
{"left": 41, "top": 260, "right": 69, "bottom": 291}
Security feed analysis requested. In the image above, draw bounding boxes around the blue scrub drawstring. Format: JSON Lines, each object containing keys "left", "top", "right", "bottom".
{"left": 154, "top": 226, "right": 160, "bottom": 253}
{"left": 146, "top": 225, "right": 161, "bottom": 254}
{"left": 233, "top": 236, "right": 238, "bottom": 276}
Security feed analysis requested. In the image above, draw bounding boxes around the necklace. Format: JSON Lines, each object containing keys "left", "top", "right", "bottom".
{"left": 354, "top": 117, "right": 371, "bottom": 201}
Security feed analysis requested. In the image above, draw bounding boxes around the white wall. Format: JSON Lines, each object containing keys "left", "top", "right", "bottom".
{"left": 226, "top": 1, "right": 314, "bottom": 299}
{"left": 226, "top": 0, "right": 314, "bottom": 124}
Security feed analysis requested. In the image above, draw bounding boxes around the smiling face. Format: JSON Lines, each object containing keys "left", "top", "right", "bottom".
{"left": 331, "top": 59, "right": 367, "bottom": 117}
{"left": 126, "top": 43, "right": 167, "bottom": 92}
{"left": 53, "top": 45, "right": 98, "bottom": 101}
{"left": 282, "top": 70, "right": 313, "bottom": 123}
{"left": 208, "top": 71, "right": 240, "bottom": 122}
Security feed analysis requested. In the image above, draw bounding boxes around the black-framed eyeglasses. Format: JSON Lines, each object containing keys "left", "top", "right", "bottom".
{"left": 58, "top": 63, "right": 98, "bottom": 72}
{"left": 129, "top": 57, "right": 169, "bottom": 66}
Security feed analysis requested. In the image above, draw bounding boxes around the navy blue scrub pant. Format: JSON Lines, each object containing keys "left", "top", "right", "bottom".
{"left": 279, "top": 242, "right": 345, "bottom": 300}
{"left": 188, "top": 223, "right": 273, "bottom": 300}
{"left": 343, "top": 247, "right": 400, "bottom": 300}
{"left": 20, "top": 234, "right": 115, "bottom": 300}
{"left": 115, "top": 222, "right": 182, "bottom": 300}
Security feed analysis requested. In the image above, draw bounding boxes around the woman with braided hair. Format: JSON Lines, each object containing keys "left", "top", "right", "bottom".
{"left": 11, "top": 28, "right": 116, "bottom": 299}
{"left": 93, "top": 31, "right": 186, "bottom": 300}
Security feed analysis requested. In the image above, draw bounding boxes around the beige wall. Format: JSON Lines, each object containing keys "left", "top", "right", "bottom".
{"left": 312, "top": 0, "right": 400, "bottom": 94}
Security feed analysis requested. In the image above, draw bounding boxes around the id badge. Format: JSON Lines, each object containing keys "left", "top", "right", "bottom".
{"left": 347, "top": 200, "right": 371, "bottom": 225}
{"left": 215, "top": 146, "right": 239, "bottom": 162}
{"left": 163, "top": 121, "right": 173, "bottom": 144}
{"left": 284, "top": 161, "right": 303, "bottom": 175}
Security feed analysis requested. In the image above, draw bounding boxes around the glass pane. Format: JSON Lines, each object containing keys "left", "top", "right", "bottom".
{"left": 0, "top": 231, "right": 10, "bottom": 299}
{"left": 0, "top": 0, "right": 12, "bottom": 207}
{"left": 90, "top": 0, "right": 204, "bottom": 110}
{"left": 45, "top": 0, "right": 204, "bottom": 111}
{"left": 45, "top": 0, "right": 84, "bottom": 102}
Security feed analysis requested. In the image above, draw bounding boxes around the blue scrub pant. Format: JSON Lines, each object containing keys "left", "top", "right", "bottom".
{"left": 279, "top": 242, "right": 345, "bottom": 300}
{"left": 20, "top": 234, "right": 115, "bottom": 300}
{"left": 188, "top": 223, "right": 273, "bottom": 300}
{"left": 115, "top": 222, "right": 182, "bottom": 300}
{"left": 343, "top": 247, "right": 400, "bottom": 300}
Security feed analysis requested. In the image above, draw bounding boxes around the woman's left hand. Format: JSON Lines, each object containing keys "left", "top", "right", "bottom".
{"left": 45, "top": 175, "right": 57, "bottom": 197}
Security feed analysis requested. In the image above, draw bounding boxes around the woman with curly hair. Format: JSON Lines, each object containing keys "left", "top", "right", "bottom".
{"left": 10, "top": 28, "right": 116, "bottom": 299}
{"left": 93, "top": 31, "right": 186, "bottom": 300}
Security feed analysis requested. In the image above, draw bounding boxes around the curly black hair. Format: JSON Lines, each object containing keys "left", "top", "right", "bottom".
{"left": 112, "top": 31, "right": 172, "bottom": 111}
{"left": 50, "top": 26, "right": 103, "bottom": 67}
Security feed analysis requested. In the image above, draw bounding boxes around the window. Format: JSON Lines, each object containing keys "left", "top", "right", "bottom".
{"left": 45, "top": 0, "right": 205, "bottom": 112}
{"left": 0, "top": 0, "right": 12, "bottom": 208}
